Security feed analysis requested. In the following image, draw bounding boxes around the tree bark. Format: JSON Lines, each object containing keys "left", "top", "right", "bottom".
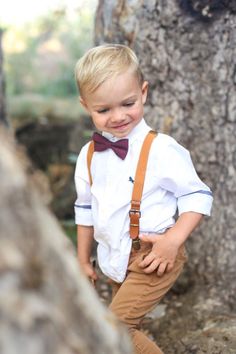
{"left": 95, "top": 1, "right": 236, "bottom": 352}
{"left": 0, "top": 29, "right": 8, "bottom": 127}
{"left": 0, "top": 128, "right": 132, "bottom": 354}
{"left": 95, "top": 0, "right": 236, "bottom": 306}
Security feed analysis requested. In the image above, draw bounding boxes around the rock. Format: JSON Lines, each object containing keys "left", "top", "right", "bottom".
{"left": 0, "top": 127, "right": 133, "bottom": 354}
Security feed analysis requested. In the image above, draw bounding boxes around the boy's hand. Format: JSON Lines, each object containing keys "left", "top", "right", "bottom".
{"left": 138, "top": 232, "right": 179, "bottom": 277}
{"left": 80, "top": 262, "right": 98, "bottom": 287}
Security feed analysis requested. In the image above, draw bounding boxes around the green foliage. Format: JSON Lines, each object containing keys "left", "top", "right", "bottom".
{"left": 38, "top": 63, "right": 77, "bottom": 97}
{"left": 4, "top": 4, "right": 95, "bottom": 97}
{"left": 7, "top": 94, "right": 85, "bottom": 123}
{"left": 6, "top": 51, "right": 34, "bottom": 95}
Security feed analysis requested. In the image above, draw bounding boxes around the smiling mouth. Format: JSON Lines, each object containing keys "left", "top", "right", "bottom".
{"left": 112, "top": 122, "right": 130, "bottom": 129}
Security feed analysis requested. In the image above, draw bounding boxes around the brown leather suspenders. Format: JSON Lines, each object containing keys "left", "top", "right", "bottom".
{"left": 86, "top": 130, "right": 157, "bottom": 250}
{"left": 87, "top": 140, "right": 95, "bottom": 186}
{"left": 129, "top": 130, "right": 157, "bottom": 249}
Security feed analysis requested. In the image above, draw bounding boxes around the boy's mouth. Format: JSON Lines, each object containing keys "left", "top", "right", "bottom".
{"left": 111, "top": 121, "right": 130, "bottom": 130}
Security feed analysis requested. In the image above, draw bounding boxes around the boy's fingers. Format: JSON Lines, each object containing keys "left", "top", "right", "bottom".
{"left": 139, "top": 252, "right": 156, "bottom": 268}
{"left": 89, "top": 272, "right": 98, "bottom": 287}
{"left": 84, "top": 266, "right": 98, "bottom": 281}
{"left": 157, "top": 262, "right": 168, "bottom": 277}
{"left": 90, "top": 278, "right": 96, "bottom": 287}
{"left": 142, "top": 259, "right": 160, "bottom": 273}
{"left": 166, "top": 262, "right": 174, "bottom": 273}
{"left": 139, "top": 234, "right": 155, "bottom": 243}
{"left": 91, "top": 270, "right": 98, "bottom": 281}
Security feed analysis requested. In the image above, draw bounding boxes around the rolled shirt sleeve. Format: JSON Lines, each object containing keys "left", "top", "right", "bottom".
{"left": 74, "top": 143, "right": 93, "bottom": 226}
{"left": 156, "top": 135, "right": 213, "bottom": 216}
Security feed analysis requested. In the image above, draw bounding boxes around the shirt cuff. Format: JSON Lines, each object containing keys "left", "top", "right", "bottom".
{"left": 177, "top": 191, "right": 213, "bottom": 216}
{"left": 74, "top": 204, "right": 93, "bottom": 226}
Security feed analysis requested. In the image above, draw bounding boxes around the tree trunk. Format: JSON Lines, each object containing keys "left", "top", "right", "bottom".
{"left": 0, "top": 128, "right": 132, "bottom": 354}
{"left": 0, "top": 29, "right": 8, "bottom": 127}
{"left": 95, "top": 1, "right": 236, "bottom": 352}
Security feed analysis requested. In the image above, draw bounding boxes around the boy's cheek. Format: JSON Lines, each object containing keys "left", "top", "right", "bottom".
{"left": 91, "top": 115, "right": 106, "bottom": 130}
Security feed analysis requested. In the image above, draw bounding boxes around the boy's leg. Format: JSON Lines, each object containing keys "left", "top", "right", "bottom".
{"left": 109, "top": 241, "right": 187, "bottom": 354}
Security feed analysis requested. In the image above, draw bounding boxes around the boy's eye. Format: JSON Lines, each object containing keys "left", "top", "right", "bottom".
{"left": 97, "top": 108, "right": 109, "bottom": 114}
{"left": 124, "top": 102, "right": 135, "bottom": 107}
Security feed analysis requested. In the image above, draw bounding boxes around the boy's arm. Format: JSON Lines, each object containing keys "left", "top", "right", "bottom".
{"left": 166, "top": 211, "right": 203, "bottom": 247}
{"left": 77, "top": 225, "right": 98, "bottom": 284}
{"left": 139, "top": 211, "right": 203, "bottom": 276}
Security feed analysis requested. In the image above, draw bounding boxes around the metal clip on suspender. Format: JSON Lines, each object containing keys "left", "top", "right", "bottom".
{"left": 87, "top": 130, "right": 158, "bottom": 251}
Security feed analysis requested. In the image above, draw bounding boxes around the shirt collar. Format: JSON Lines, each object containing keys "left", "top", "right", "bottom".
{"left": 102, "top": 118, "right": 151, "bottom": 143}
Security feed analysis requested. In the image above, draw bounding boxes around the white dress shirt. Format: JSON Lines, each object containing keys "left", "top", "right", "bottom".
{"left": 74, "top": 119, "right": 213, "bottom": 283}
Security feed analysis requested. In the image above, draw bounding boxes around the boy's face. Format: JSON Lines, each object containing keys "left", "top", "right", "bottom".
{"left": 80, "top": 70, "right": 148, "bottom": 138}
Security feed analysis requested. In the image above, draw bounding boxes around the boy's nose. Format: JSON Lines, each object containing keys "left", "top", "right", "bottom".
{"left": 110, "top": 109, "right": 125, "bottom": 123}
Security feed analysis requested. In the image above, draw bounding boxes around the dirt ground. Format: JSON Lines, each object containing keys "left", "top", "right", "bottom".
{"left": 95, "top": 266, "right": 236, "bottom": 354}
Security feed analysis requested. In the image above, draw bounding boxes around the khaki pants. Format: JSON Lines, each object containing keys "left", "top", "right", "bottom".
{"left": 109, "top": 241, "right": 187, "bottom": 354}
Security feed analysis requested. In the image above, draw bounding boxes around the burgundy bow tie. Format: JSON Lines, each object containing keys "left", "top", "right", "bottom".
{"left": 92, "top": 132, "right": 129, "bottom": 160}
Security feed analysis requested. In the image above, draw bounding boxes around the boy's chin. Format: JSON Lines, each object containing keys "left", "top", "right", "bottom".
{"left": 109, "top": 125, "right": 133, "bottom": 138}
{"left": 111, "top": 131, "right": 129, "bottom": 138}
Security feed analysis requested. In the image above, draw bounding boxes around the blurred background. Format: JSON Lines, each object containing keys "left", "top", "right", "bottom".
{"left": 1, "top": 0, "right": 98, "bottom": 246}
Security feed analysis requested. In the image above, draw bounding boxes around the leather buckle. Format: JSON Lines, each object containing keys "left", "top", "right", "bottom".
{"left": 132, "top": 238, "right": 141, "bottom": 250}
{"left": 129, "top": 209, "right": 141, "bottom": 217}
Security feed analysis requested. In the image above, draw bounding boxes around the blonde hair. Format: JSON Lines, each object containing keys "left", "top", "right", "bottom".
{"left": 75, "top": 44, "right": 144, "bottom": 98}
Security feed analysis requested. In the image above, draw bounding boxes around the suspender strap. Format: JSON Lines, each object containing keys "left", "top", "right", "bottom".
{"left": 86, "top": 130, "right": 158, "bottom": 250}
{"left": 87, "top": 141, "right": 94, "bottom": 186}
{"left": 129, "top": 130, "right": 157, "bottom": 249}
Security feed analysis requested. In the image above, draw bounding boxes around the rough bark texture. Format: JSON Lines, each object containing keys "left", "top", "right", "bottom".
{"left": 95, "top": 0, "right": 236, "bottom": 305}
{"left": 0, "top": 128, "right": 132, "bottom": 354}
{"left": 95, "top": 1, "right": 236, "bottom": 352}
{"left": 0, "top": 29, "right": 8, "bottom": 127}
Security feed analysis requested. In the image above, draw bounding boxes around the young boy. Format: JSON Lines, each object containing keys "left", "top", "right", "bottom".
{"left": 74, "top": 44, "right": 213, "bottom": 354}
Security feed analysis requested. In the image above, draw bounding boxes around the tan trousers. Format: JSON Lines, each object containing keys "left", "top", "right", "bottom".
{"left": 109, "top": 241, "right": 187, "bottom": 354}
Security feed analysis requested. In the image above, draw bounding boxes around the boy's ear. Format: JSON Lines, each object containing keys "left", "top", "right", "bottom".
{"left": 141, "top": 81, "right": 148, "bottom": 104}
{"left": 79, "top": 96, "right": 89, "bottom": 112}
